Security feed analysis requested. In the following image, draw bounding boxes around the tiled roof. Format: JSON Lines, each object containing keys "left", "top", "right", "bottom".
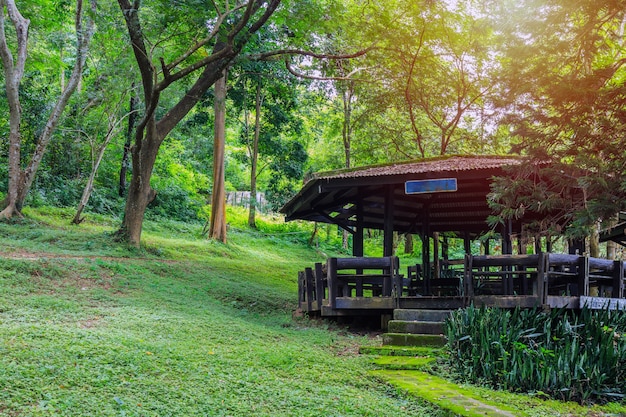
{"left": 313, "top": 155, "right": 523, "bottom": 180}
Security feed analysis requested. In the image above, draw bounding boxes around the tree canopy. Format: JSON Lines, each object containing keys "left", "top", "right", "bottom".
{"left": 0, "top": 0, "right": 625, "bottom": 244}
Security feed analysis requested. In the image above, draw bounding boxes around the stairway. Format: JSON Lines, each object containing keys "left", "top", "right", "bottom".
{"left": 382, "top": 308, "right": 451, "bottom": 347}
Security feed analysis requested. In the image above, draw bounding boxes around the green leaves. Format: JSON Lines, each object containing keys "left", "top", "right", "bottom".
{"left": 446, "top": 305, "right": 626, "bottom": 404}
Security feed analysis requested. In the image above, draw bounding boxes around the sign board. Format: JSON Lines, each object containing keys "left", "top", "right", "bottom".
{"left": 405, "top": 178, "right": 457, "bottom": 195}
{"left": 580, "top": 296, "right": 626, "bottom": 310}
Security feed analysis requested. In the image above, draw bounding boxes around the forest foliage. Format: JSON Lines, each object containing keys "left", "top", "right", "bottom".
{"left": 0, "top": 0, "right": 625, "bottom": 243}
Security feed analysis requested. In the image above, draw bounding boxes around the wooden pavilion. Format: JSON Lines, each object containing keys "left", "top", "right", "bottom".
{"left": 280, "top": 155, "right": 626, "bottom": 318}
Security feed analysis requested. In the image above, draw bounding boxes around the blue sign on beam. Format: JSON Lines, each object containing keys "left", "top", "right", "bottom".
{"left": 405, "top": 178, "right": 458, "bottom": 195}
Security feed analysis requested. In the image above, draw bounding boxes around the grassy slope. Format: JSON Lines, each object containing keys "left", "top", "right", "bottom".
{"left": 0, "top": 207, "right": 438, "bottom": 417}
{"left": 0, "top": 207, "right": 624, "bottom": 416}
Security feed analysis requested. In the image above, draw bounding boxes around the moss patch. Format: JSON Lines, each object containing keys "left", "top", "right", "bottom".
{"left": 373, "top": 370, "right": 523, "bottom": 417}
{"left": 359, "top": 345, "right": 443, "bottom": 357}
{"left": 372, "top": 356, "right": 436, "bottom": 370}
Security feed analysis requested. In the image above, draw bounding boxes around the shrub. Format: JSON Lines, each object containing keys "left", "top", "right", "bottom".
{"left": 147, "top": 184, "right": 202, "bottom": 221}
{"left": 445, "top": 305, "right": 626, "bottom": 404}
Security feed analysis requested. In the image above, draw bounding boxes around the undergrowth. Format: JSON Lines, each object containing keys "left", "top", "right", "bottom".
{"left": 445, "top": 305, "right": 626, "bottom": 404}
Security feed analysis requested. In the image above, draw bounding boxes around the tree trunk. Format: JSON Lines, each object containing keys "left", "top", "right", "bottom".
{"left": 0, "top": 1, "right": 28, "bottom": 219}
{"left": 248, "top": 81, "right": 262, "bottom": 228}
{"left": 0, "top": 0, "right": 95, "bottom": 217}
{"left": 589, "top": 222, "right": 600, "bottom": 258}
{"left": 209, "top": 69, "right": 228, "bottom": 242}
{"left": 117, "top": 120, "right": 160, "bottom": 244}
{"left": 404, "top": 234, "right": 413, "bottom": 254}
{"left": 73, "top": 110, "right": 126, "bottom": 224}
{"left": 340, "top": 82, "right": 353, "bottom": 251}
{"left": 119, "top": 84, "right": 138, "bottom": 197}
{"left": 115, "top": 0, "right": 280, "bottom": 246}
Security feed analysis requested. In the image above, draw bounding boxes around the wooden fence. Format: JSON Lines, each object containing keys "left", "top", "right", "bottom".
{"left": 298, "top": 253, "right": 626, "bottom": 315}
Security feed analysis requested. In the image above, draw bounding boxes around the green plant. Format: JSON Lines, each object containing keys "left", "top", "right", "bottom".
{"left": 445, "top": 305, "right": 626, "bottom": 404}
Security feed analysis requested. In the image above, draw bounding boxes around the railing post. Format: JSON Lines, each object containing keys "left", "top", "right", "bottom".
{"left": 464, "top": 254, "right": 474, "bottom": 299}
{"left": 577, "top": 255, "right": 589, "bottom": 296}
{"left": 537, "top": 252, "right": 546, "bottom": 305}
{"left": 297, "top": 271, "right": 305, "bottom": 310}
{"left": 327, "top": 257, "right": 338, "bottom": 310}
{"left": 314, "top": 262, "right": 325, "bottom": 310}
{"left": 391, "top": 256, "right": 402, "bottom": 306}
{"left": 612, "top": 260, "right": 624, "bottom": 299}
{"left": 305, "top": 267, "right": 314, "bottom": 313}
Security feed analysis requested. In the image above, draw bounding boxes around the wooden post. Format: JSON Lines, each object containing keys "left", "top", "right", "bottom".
{"left": 577, "top": 255, "right": 589, "bottom": 296}
{"left": 502, "top": 220, "right": 513, "bottom": 294}
{"left": 464, "top": 232, "right": 471, "bottom": 255}
{"left": 327, "top": 258, "right": 338, "bottom": 310}
{"left": 353, "top": 201, "right": 364, "bottom": 257}
{"left": 569, "top": 238, "right": 584, "bottom": 255}
{"left": 297, "top": 271, "right": 304, "bottom": 309}
{"left": 502, "top": 219, "right": 513, "bottom": 255}
{"left": 534, "top": 236, "right": 542, "bottom": 254}
{"left": 537, "top": 252, "right": 546, "bottom": 305}
{"left": 612, "top": 260, "right": 624, "bottom": 299}
{"left": 464, "top": 254, "right": 474, "bottom": 298}
{"left": 382, "top": 255, "right": 391, "bottom": 297}
{"left": 383, "top": 186, "right": 395, "bottom": 257}
{"left": 422, "top": 232, "right": 431, "bottom": 294}
{"left": 433, "top": 232, "right": 440, "bottom": 279}
{"left": 314, "top": 262, "right": 324, "bottom": 310}
{"left": 305, "top": 267, "right": 314, "bottom": 312}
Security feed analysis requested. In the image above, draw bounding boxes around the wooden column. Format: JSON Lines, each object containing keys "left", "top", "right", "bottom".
{"left": 433, "top": 232, "right": 440, "bottom": 279}
{"left": 501, "top": 220, "right": 513, "bottom": 294}
{"left": 421, "top": 232, "right": 431, "bottom": 290}
{"left": 383, "top": 186, "right": 395, "bottom": 257}
{"left": 569, "top": 238, "right": 585, "bottom": 255}
{"left": 353, "top": 200, "right": 364, "bottom": 257}
{"left": 502, "top": 219, "right": 513, "bottom": 255}
{"left": 483, "top": 238, "right": 490, "bottom": 255}
{"left": 327, "top": 257, "right": 338, "bottom": 309}
{"left": 612, "top": 260, "right": 624, "bottom": 298}
{"left": 464, "top": 232, "right": 471, "bottom": 255}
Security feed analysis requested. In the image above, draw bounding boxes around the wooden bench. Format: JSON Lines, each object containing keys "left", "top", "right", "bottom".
{"left": 467, "top": 254, "right": 543, "bottom": 297}
{"left": 407, "top": 263, "right": 461, "bottom": 296}
{"left": 327, "top": 256, "right": 400, "bottom": 309}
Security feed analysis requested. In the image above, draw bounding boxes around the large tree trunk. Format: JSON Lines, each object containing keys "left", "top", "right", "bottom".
{"left": 248, "top": 82, "right": 262, "bottom": 228}
{"left": 117, "top": 121, "right": 160, "bottom": 244}
{"left": 209, "top": 70, "right": 228, "bottom": 242}
{"left": 115, "top": 0, "right": 280, "bottom": 246}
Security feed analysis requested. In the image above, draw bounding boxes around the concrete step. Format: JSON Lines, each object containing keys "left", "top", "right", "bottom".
{"left": 388, "top": 319, "right": 444, "bottom": 335}
{"left": 393, "top": 308, "right": 453, "bottom": 322}
{"left": 371, "top": 356, "right": 436, "bottom": 370}
{"left": 382, "top": 332, "right": 446, "bottom": 347}
{"left": 359, "top": 345, "right": 442, "bottom": 357}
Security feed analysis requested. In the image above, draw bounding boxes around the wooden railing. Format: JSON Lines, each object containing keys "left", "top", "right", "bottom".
{"left": 466, "top": 253, "right": 626, "bottom": 304}
{"left": 298, "top": 254, "right": 626, "bottom": 313}
{"left": 298, "top": 256, "right": 401, "bottom": 313}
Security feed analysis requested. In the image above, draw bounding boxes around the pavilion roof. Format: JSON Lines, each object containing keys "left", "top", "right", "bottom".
{"left": 281, "top": 155, "right": 526, "bottom": 235}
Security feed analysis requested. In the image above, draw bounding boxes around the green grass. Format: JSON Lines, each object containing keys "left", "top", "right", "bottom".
{"left": 0, "top": 207, "right": 436, "bottom": 416}
{"left": 1, "top": 206, "right": 625, "bottom": 416}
